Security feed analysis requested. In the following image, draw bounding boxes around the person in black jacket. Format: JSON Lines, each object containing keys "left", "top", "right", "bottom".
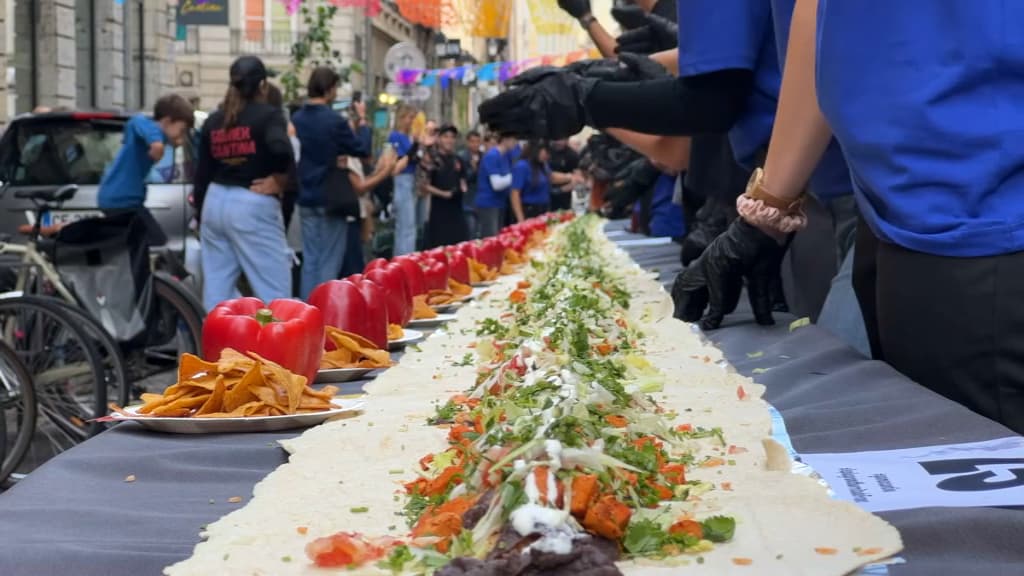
{"left": 194, "top": 55, "right": 294, "bottom": 311}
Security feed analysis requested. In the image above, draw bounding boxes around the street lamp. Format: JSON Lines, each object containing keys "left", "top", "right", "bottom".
{"left": 486, "top": 38, "right": 507, "bottom": 62}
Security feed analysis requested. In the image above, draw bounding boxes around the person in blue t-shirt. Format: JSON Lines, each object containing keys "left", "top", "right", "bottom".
{"left": 474, "top": 133, "right": 517, "bottom": 237}
{"left": 292, "top": 67, "right": 367, "bottom": 298}
{"left": 509, "top": 141, "right": 576, "bottom": 223}
{"left": 728, "top": 0, "right": 1024, "bottom": 433}
{"left": 97, "top": 93, "right": 194, "bottom": 244}
{"left": 388, "top": 105, "right": 421, "bottom": 256}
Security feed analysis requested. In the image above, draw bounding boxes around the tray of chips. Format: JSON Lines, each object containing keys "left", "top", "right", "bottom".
{"left": 110, "top": 397, "right": 365, "bottom": 433}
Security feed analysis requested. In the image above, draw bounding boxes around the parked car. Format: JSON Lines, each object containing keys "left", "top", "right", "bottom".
{"left": 0, "top": 111, "right": 197, "bottom": 255}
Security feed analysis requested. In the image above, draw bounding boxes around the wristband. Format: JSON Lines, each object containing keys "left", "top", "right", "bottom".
{"left": 579, "top": 14, "right": 597, "bottom": 29}
{"left": 735, "top": 168, "right": 808, "bottom": 233}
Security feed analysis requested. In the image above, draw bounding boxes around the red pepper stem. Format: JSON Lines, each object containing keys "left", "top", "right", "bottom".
{"left": 254, "top": 308, "right": 277, "bottom": 326}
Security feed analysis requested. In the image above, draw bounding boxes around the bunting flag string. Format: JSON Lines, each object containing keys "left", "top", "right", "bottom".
{"left": 396, "top": 48, "right": 599, "bottom": 86}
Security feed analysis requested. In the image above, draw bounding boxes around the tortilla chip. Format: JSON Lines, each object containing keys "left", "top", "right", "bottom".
{"left": 426, "top": 290, "right": 455, "bottom": 306}
{"left": 222, "top": 364, "right": 263, "bottom": 412}
{"left": 412, "top": 295, "right": 438, "bottom": 319}
{"left": 196, "top": 376, "right": 227, "bottom": 416}
{"left": 447, "top": 278, "right": 472, "bottom": 296}
{"left": 218, "top": 348, "right": 257, "bottom": 375}
{"left": 178, "top": 353, "right": 219, "bottom": 384}
{"left": 321, "top": 327, "right": 393, "bottom": 369}
{"left": 326, "top": 327, "right": 379, "bottom": 351}
{"left": 388, "top": 324, "right": 404, "bottom": 341}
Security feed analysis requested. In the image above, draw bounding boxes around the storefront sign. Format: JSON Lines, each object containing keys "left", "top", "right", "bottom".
{"left": 177, "top": 0, "right": 229, "bottom": 26}
{"left": 802, "top": 436, "right": 1024, "bottom": 512}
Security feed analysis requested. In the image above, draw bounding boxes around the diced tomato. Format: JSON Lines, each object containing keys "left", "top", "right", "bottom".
{"left": 675, "top": 423, "right": 693, "bottom": 433}
{"left": 517, "top": 280, "right": 531, "bottom": 289}
{"left": 604, "top": 414, "right": 628, "bottom": 428}
{"left": 509, "top": 289, "right": 527, "bottom": 304}
{"left": 305, "top": 532, "right": 390, "bottom": 568}
{"left": 728, "top": 445, "right": 748, "bottom": 455}
{"left": 668, "top": 519, "right": 703, "bottom": 540}
{"left": 660, "top": 463, "right": 686, "bottom": 485}
{"left": 737, "top": 385, "right": 747, "bottom": 400}
{"left": 595, "top": 342, "right": 614, "bottom": 356}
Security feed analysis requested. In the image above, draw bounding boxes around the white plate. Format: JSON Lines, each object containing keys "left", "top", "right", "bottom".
{"left": 470, "top": 286, "right": 490, "bottom": 299}
{"left": 472, "top": 280, "right": 497, "bottom": 287}
{"left": 388, "top": 328, "right": 424, "bottom": 350}
{"left": 315, "top": 367, "right": 381, "bottom": 384}
{"left": 109, "top": 398, "right": 365, "bottom": 434}
{"left": 432, "top": 301, "right": 465, "bottom": 314}
{"left": 407, "top": 313, "right": 457, "bottom": 329}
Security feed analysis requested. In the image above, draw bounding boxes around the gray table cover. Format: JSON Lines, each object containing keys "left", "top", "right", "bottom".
{"left": 1, "top": 227, "right": 1022, "bottom": 576}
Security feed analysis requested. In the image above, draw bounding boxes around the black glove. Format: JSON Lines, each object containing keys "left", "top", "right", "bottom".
{"left": 566, "top": 53, "right": 667, "bottom": 82}
{"left": 611, "top": 4, "right": 648, "bottom": 29}
{"left": 671, "top": 219, "right": 789, "bottom": 330}
{"left": 604, "top": 158, "right": 661, "bottom": 212}
{"left": 557, "top": 0, "right": 591, "bottom": 19}
{"left": 479, "top": 67, "right": 596, "bottom": 139}
{"left": 615, "top": 13, "right": 678, "bottom": 54}
{"left": 679, "top": 197, "right": 735, "bottom": 265}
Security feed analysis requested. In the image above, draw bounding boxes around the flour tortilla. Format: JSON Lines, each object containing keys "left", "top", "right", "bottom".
{"left": 165, "top": 228, "right": 901, "bottom": 576}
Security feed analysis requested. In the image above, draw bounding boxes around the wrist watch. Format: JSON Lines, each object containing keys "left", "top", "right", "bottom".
{"left": 744, "top": 167, "right": 804, "bottom": 212}
{"left": 579, "top": 14, "right": 597, "bottom": 29}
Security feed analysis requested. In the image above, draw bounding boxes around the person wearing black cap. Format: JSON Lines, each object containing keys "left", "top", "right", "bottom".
{"left": 194, "top": 55, "right": 295, "bottom": 311}
{"left": 423, "top": 124, "right": 470, "bottom": 248}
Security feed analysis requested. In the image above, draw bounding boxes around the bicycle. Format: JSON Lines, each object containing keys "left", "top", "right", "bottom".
{"left": 0, "top": 185, "right": 204, "bottom": 402}
{"left": 0, "top": 339, "right": 37, "bottom": 488}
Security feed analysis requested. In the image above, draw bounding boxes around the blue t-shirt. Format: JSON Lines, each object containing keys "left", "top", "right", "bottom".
{"left": 97, "top": 114, "right": 165, "bottom": 209}
{"left": 649, "top": 174, "right": 685, "bottom": 239}
{"left": 817, "top": 0, "right": 1024, "bottom": 257}
{"left": 677, "top": 0, "right": 780, "bottom": 169}
{"left": 292, "top": 104, "right": 366, "bottom": 207}
{"left": 511, "top": 160, "right": 551, "bottom": 206}
{"left": 770, "top": 0, "right": 851, "bottom": 201}
{"left": 388, "top": 131, "right": 416, "bottom": 175}
{"left": 475, "top": 147, "right": 512, "bottom": 209}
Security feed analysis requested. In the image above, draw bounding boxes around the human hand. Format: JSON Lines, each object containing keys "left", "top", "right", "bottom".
{"left": 479, "top": 67, "right": 595, "bottom": 139}
{"left": 610, "top": 4, "right": 647, "bottom": 29}
{"left": 670, "top": 219, "right": 788, "bottom": 330}
{"left": 148, "top": 141, "right": 166, "bottom": 162}
{"left": 615, "top": 13, "right": 678, "bottom": 54}
{"left": 250, "top": 175, "right": 283, "bottom": 197}
{"left": 557, "top": 0, "right": 591, "bottom": 19}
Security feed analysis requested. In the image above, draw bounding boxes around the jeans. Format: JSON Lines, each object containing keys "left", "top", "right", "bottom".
{"left": 393, "top": 173, "right": 417, "bottom": 256}
{"left": 339, "top": 218, "right": 365, "bottom": 277}
{"left": 464, "top": 209, "right": 479, "bottom": 240}
{"left": 300, "top": 206, "right": 348, "bottom": 298}
{"left": 817, "top": 246, "right": 870, "bottom": 357}
{"left": 201, "top": 183, "right": 291, "bottom": 311}
{"left": 477, "top": 207, "right": 505, "bottom": 238}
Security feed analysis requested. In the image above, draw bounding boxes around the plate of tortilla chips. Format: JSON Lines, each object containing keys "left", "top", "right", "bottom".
{"left": 408, "top": 312, "right": 457, "bottom": 329}
{"left": 389, "top": 328, "right": 424, "bottom": 350}
{"left": 318, "top": 327, "right": 394, "bottom": 383}
{"left": 109, "top": 349, "right": 365, "bottom": 433}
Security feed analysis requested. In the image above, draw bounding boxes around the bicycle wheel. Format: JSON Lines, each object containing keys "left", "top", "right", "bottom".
{"left": 124, "top": 272, "right": 204, "bottom": 395}
{"left": 0, "top": 340, "right": 38, "bottom": 486}
{"left": 44, "top": 298, "right": 130, "bottom": 408}
{"left": 0, "top": 295, "right": 105, "bottom": 449}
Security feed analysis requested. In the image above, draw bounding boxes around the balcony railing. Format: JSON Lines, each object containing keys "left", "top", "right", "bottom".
{"left": 230, "top": 28, "right": 299, "bottom": 56}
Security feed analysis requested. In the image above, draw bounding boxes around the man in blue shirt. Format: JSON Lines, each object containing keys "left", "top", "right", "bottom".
{"left": 291, "top": 67, "right": 367, "bottom": 297}
{"left": 97, "top": 93, "right": 194, "bottom": 245}
{"left": 474, "top": 133, "right": 517, "bottom": 237}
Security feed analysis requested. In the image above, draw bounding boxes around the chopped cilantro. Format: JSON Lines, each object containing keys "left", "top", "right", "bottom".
{"left": 350, "top": 506, "right": 369, "bottom": 514}
{"left": 378, "top": 545, "right": 415, "bottom": 572}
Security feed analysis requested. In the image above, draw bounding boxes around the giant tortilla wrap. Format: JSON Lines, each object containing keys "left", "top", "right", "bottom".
{"left": 166, "top": 230, "right": 901, "bottom": 576}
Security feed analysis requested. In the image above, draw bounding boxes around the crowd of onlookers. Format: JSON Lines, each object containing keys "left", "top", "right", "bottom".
{"left": 91, "top": 55, "right": 593, "bottom": 314}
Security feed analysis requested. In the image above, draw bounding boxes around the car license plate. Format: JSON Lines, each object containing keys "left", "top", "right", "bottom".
{"left": 40, "top": 210, "right": 104, "bottom": 227}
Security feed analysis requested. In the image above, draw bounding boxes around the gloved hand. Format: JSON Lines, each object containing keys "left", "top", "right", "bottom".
{"left": 611, "top": 4, "right": 649, "bottom": 29}
{"left": 604, "top": 158, "right": 661, "bottom": 212}
{"left": 478, "top": 67, "right": 596, "bottom": 139}
{"left": 615, "top": 13, "right": 679, "bottom": 54}
{"left": 671, "top": 219, "right": 789, "bottom": 330}
{"left": 557, "top": 0, "right": 591, "bottom": 19}
{"left": 566, "top": 53, "right": 667, "bottom": 82}
{"left": 679, "top": 197, "right": 735, "bottom": 265}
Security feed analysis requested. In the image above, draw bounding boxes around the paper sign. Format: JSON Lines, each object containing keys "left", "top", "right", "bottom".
{"left": 801, "top": 437, "right": 1024, "bottom": 512}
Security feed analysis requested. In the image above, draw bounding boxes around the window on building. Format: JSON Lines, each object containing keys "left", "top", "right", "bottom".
{"left": 243, "top": 0, "right": 296, "bottom": 54}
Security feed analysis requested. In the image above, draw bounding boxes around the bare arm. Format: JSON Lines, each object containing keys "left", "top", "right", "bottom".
{"left": 604, "top": 129, "right": 691, "bottom": 172}
{"left": 583, "top": 17, "right": 619, "bottom": 58}
{"left": 650, "top": 49, "right": 679, "bottom": 75}
{"left": 761, "top": 0, "right": 832, "bottom": 199}
{"left": 551, "top": 171, "right": 574, "bottom": 186}
{"left": 392, "top": 155, "right": 410, "bottom": 175}
{"left": 510, "top": 188, "right": 525, "bottom": 223}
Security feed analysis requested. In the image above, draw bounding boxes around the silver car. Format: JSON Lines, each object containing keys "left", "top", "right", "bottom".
{"left": 0, "top": 111, "right": 196, "bottom": 262}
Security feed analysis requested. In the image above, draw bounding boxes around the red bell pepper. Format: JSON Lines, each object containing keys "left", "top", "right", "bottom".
{"left": 347, "top": 273, "right": 365, "bottom": 284}
{"left": 366, "top": 266, "right": 411, "bottom": 327}
{"left": 203, "top": 297, "right": 324, "bottom": 382}
{"left": 354, "top": 279, "right": 389, "bottom": 348}
{"left": 364, "top": 258, "right": 389, "bottom": 273}
{"left": 422, "top": 259, "right": 449, "bottom": 291}
{"left": 385, "top": 263, "right": 414, "bottom": 324}
{"left": 308, "top": 280, "right": 370, "bottom": 349}
{"left": 394, "top": 256, "right": 427, "bottom": 296}
{"left": 446, "top": 249, "right": 470, "bottom": 285}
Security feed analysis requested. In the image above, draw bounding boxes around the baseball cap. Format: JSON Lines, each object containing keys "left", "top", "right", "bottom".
{"left": 439, "top": 124, "right": 459, "bottom": 136}
{"left": 230, "top": 55, "right": 270, "bottom": 92}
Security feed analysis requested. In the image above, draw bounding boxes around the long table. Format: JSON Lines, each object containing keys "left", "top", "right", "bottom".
{"left": 1, "top": 227, "right": 1021, "bottom": 576}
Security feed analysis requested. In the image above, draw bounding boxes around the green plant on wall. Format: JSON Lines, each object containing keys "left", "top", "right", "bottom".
{"left": 279, "top": 2, "right": 363, "bottom": 102}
